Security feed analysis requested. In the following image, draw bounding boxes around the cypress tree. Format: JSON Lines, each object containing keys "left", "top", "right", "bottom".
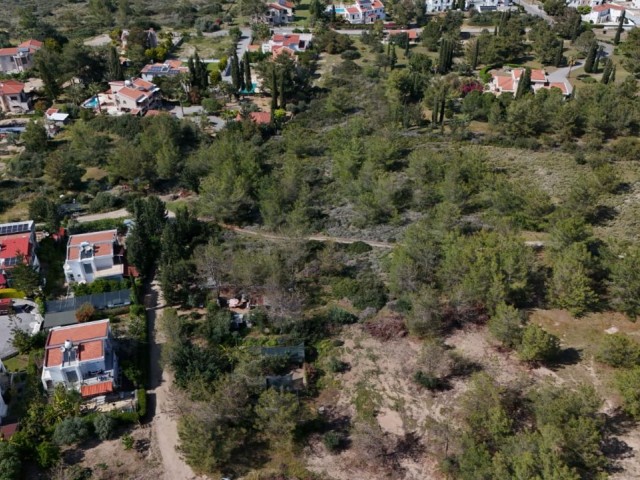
{"left": 458, "top": 0, "right": 465, "bottom": 10}
{"left": 610, "top": 65, "right": 616, "bottom": 83}
{"left": 108, "top": 46, "right": 123, "bottom": 81}
{"left": 243, "top": 53, "right": 252, "bottom": 93}
{"left": 238, "top": 60, "right": 245, "bottom": 93}
{"left": 331, "top": 5, "right": 336, "bottom": 22}
{"left": 439, "top": 92, "right": 446, "bottom": 125}
{"left": 432, "top": 94, "right": 439, "bottom": 125}
{"left": 583, "top": 42, "right": 597, "bottom": 73}
{"left": 471, "top": 38, "right": 480, "bottom": 70}
{"left": 231, "top": 50, "right": 241, "bottom": 91}
{"left": 390, "top": 45, "right": 397, "bottom": 70}
{"left": 614, "top": 11, "right": 625, "bottom": 45}
{"left": 554, "top": 40, "right": 564, "bottom": 68}
{"left": 570, "top": 14, "right": 581, "bottom": 43}
{"left": 593, "top": 45, "right": 604, "bottom": 72}
{"left": 601, "top": 58, "right": 613, "bottom": 84}
{"left": 278, "top": 70, "right": 285, "bottom": 108}
{"left": 270, "top": 67, "right": 278, "bottom": 112}
{"left": 515, "top": 67, "right": 531, "bottom": 99}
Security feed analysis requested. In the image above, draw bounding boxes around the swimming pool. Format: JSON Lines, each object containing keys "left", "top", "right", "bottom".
{"left": 334, "top": 7, "right": 346, "bottom": 13}
{"left": 83, "top": 96, "right": 99, "bottom": 109}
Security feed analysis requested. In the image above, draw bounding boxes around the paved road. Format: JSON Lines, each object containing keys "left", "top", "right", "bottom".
{"left": 221, "top": 28, "right": 253, "bottom": 83}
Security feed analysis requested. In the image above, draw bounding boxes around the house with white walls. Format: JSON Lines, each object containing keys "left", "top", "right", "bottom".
{"left": 63, "top": 230, "right": 125, "bottom": 285}
{"left": 41, "top": 319, "right": 118, "bottom": 398}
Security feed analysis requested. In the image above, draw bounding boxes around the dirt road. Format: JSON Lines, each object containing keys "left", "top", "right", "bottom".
{"left": 147, "top": 277, "right": 200, "bottom": 480}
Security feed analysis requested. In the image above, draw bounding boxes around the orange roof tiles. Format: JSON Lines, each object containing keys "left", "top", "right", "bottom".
{"left": 548, "top": 82, "right": 569, "bottom": 94}
{"left": 0, "top": 233, "right": 31, "bottom": 261}
{"left": 67, "top": 230, "right": 116, "bottom": 261}
{"left": 0, "top": 80, "right": 25, "bottom": 96}
{"left": 19, "top": 39, "right": 42, "bottom": 50}
{"left": 81, "top": 381, "right": 114, "bottom": 398}
{"left": 45, "top": 321, "right": 110, "bottom": 367}
{"left": 0, "top": 48, "right": 19, "bottom": 57}
{"left": 530, "top": 69, "right": 547, "bottom": 82}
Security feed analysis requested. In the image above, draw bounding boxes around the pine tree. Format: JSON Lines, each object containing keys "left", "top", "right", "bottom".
{"left": 601, "top": 58, "right": 613, "bottom": 84}
{"left": 614, "top": 11, "right": 625, "bottom": 45}
{"left": 278, "top": 69, "right": 285, "bottom": 109}
{"left": 583, "top": 41, "right": 597, "bottom": 73}
{"left": 515, "top": 67, "right": 531, "bottom": 99}
{"left": 243, "top": 53, "right": 252, "bottom": 93}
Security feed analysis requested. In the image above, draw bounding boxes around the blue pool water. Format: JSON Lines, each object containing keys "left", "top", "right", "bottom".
{"left": 83, "top": 96, "right": 99, "bottom": 109}
{"left": 334, "top": 7, "right": 346, "bottom": 13}
{"left": 239, "top": 82, "right": 258, "bottom": 95}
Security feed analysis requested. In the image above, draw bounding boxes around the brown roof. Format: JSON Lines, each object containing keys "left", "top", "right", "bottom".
{"left": 0, "top": 423, "right": 18, "bottom": 440}
{"left": 67, "top": 230, "right": 116, "bottom": 261}
{"left": 44, "top": 320, "right": 110, "bottom": 367}
{"left": 0, "top": 80, "right": 25, "bottom": 96}
{"left": 81, "top": 380, "right": 114, "bottom": 397}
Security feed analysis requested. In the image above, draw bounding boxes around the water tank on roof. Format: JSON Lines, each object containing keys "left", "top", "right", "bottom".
{"left": 64, "top": 339, "right": 73, "bottom": 350}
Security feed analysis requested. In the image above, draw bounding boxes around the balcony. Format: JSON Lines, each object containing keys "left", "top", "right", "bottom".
{"left": 93, "top": 264, "right": 124, "bottom": 280}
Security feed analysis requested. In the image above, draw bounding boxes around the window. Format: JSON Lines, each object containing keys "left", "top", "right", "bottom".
{"left": 65, "top": 370, "right": 79, "bottom": 383}
{"left": 83, "top": 263, "right": 93, "bottom": 274}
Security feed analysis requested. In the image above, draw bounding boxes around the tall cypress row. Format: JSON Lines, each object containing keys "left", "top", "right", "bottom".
{"left": 471, "top": 38, "right": 480, "bottom": 70}
{"left": 243, "top": 53, "right": 252, "bottom": 93}
{"left": 601, "top": 58, "right": 613, "bottom": 84}
{"left": 270, "top": 68, "right": 278, "bottom": 113}
{"left": 593, "top": 45, "right": 604, "bottom": 72}
{"left": 231, "top": 50, "right": 240, "bottom": 91}
{"left": 583, "top": 42, "right": 597, "bottom": 73}
{"left": 278, "top": 70, "right": 285, "bottom": 109}
{"left": 614, "top": 11, "right": 625, "bottom": 45}
{"left": 554, "top": 40, "right": 564, "bottom": 68}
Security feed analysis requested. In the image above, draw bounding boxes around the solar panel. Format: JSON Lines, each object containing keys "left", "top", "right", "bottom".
{"left": 0, "top": 222, "right": 30, "bottom": 236}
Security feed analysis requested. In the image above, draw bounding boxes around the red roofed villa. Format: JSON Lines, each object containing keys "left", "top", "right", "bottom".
{"left": 262, "top": 33, "right": 313, "bottom": 55}
{"left": 83, "top": 77, "right": 161, "bottom": 116}
{"left": 0, "top": 79, "right": 32, "bottom": 113}
{"left": 0, "top": 221, "right": 39, "bottom": 285}
{"left": 41, "top": 319, "right": 118, "bottom": 397}
{"left": 0, "top": 39, "right": 42, "bottom": 74}
{"left": 488, "top": 68, "right": 572, "bottom": 97}
{"left": 63, "top": 230, "right": 125, "bottom": 285}
{"left": 236, "top": 111, "right": 273, "bottom": 125}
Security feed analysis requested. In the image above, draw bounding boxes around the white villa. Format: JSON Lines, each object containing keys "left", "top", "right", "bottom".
{"left": 327, "top": 0, "right": 386, "bottom": 24}
{"left": 41, "top": 319, "right": 118, "bottom": 398}
{"left": 0, "top": 39, "right": 42, "bottom": 74}
{"left": 264, "top": 0, "right": 296, "bottom": 24}
{"left": 63, "top": 230, "right": 125, "bottom": 285}
{"left": 488, "top": 68, "right": 571, "bottom": 96}
{"left": 261, "top": 33, "right": 313, "bottom": 55}
{"left": 83, "top": 78, "right": 161, "bottom": 116}
{"left": 426, "top": 0, "right": 510, "bottom": 12}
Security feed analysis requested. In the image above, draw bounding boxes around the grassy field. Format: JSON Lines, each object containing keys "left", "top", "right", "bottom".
{"left": 176, "top": 33, "right": 234, "bottom": 59}
{"left": 3, "top": 354, "right": 29, "bottom": 372}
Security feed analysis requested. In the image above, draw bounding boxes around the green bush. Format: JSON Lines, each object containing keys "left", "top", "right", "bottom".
{"left": 36, "top": 441, "right": 60, "bottom": 468}
{"left": 597, "top": 333, "right": 640, "bottom": 368}
{"left": 518, "top": 324, "right": 561, "bottom": 364}
{"left": 137, "top": 389, "right": 147, "bottom": 418}
{"left": 323, "top": 431, "right": 344, "bottom": 452}
{"left": 345, "top": 241, "right": 372, "bottom": 254}
{"left": 94, "top": 413, "right": 116, "bottom": 440}
{"left": 327, "top": 306, "right": 357, "bottom": 325}
{"left": 53, "top": 417, "right": 90, "bottom": 445}
{"left": 413, "top": 370, "right": 444, "bottom": 390}
{"left": 121, "top": 434, "right": 134, "bottom": 450}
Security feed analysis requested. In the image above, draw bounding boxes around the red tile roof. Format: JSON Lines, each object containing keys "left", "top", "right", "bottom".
{"left": 548, "top": 82, "right": 569, "bottom": 94}
{"left": 67, "top": 230, "right": 116, "bottom": 261}
{"left": 0, "top": 80, "right": 25, "bottom": 96}
{"left": 19, "top": 39, "right": 42, "bottom": 50}
{"left": 0, "top": 233, "right": 31, "bottom": 262}
{"left": 236, "top": 111, "right": 272, "bottom": 124}
{"left": 0, "top": 423, "right": 19, "bottom": 440}
{"left": 0, "top": 48, "right": 18, "bottom": 57}
{"left": 347, "top": 6, "right": 360, "bottom": 13}
{"left": 45, "top": 320, "right": 110, "bottom": 367}
{"left": 81, "top": 380, "right": 114, "bottom": 398}
{"left": 530, "top": 69, "right": 547, "bottom": 82}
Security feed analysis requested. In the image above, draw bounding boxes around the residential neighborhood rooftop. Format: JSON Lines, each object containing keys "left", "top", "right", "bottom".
{"left": 66, "top": 230, "right": 117, "bottom": 261}
{"left": 44, "top": 319, "right": 110, "bottom": 367}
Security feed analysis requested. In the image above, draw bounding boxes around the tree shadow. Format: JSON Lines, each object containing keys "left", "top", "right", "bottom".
{"left": 591, "top": 205, "right": 618, "bottom": 225}
{"left": 549, "top": 347, "right": 582, "bottom": 369}
{"left": 602, "top": 409, "right": 638, "bottom": 473}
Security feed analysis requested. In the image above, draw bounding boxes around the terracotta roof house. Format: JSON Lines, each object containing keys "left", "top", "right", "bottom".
{"left": 41, "top": 319, "right": 118, "bottom": 397}
{"left": 83, "top": 78, "right": 161, "bottom": 116}
{"left": 236, "top": 111, "right": 272, "bottom": 124}
{"left": 140, "top": 60, "right": 189, "bottom": 81}
{"left": 262, "top": 33, "right": 313, "bottom": 55}
{"left": 0, "top": 39, "right": 42, "bottom": 74}
{"left": 264, "top": 0, "right": 295, "bottom": 24}
{"left": 63, "top": 230, "right": 125, "bottom": 285}
{"left": 0, "top": 80, "right": 32, "bottom": 113}
{"left": 0, "top": 221, "right": 39, "bottom": 284}
{"left": 488, "top": 68, "right": 572, "bottom": 96}
{"left": 326, "top": 0, "right": 386, "bottom": 24}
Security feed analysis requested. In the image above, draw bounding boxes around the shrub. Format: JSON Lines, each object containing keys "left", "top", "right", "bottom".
{"left": 327, "top": 356, "right": 346, "bottom": 373}
{"left": 518, "top": 324, "right": 561, "bottom": 364}
{"left": 487, "top": 303, "right": 524, "bottom": 349}
{"left": 597, "top": 333, "right": 640, "bottom": 368}
{"left": 36, "top": 441, "right": 60, "bottom": 468}
{"left": 345, "top": 241, "right": 372, "bottom": 254}
{"left": 327, "top": 306, "right": 357, "bottom": 325}
{"left": 413, "top": 370, "right": 444, "bottom": 390}
{"left": 89, "top": 192, "right": 122, "bottom": 213}
{"left": 341, "top": 49, "right": 361, "bottom": 60}
{"left": 94, "top": 413, "right": 116, "bottom": 440}
{"left": 0, "top": 442, "right": 21, "bottom": 480}
{"left": 323, "top": 431, "right": 345, "bottom": 452}
{"left": 53, "top": 417, "right": 90, "bottom": 445}
{"left": 75, "top": 303, "right": 95, "bottom": 323}
{"left": 615, "top": 367, "right": 640, "bottom": 418}
{"left": 122, "top": 434, "right": 134, "bottom": 450}
{"left": 137, "top": 388, "right": 147, "bottom": 418}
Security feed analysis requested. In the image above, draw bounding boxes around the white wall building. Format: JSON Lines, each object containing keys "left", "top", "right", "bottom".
{"left": 427, "top": 0, "right": 510, "bottom": 13}
{"left": 63, "top": 230, "right": 124, "bottom": 285}
{"left": 327, "top": 0, "right": 386, "bottom": 24}
{"left": 0, "top": 40, "right": 42, "bottom": 74}
{"left": 41, "top": 319, "right": 118, "bottom": 398}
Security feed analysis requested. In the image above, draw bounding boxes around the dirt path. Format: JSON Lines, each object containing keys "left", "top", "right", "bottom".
{"left": 147, "top": 276, "right": 200, "bottom": 480}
